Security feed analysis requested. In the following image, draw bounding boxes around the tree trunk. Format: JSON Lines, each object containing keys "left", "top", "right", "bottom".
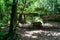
{"left": 19, "top": 14, "right": 22, "bottom": 23}
{"left": 8, "top": 0, "right": 18, "bottom": 39}
{"left": 19, "top": 0, "right": 26, "bottom": 24}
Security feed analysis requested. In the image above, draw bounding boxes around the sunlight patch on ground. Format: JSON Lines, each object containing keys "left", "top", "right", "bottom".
{"left": 22, "top": 30, "right": 60, "bottom": 38}
{"left": 43, "top": 23, "right": 53, "bottom": 27}
{"left": 1, "top": 27, "right": 6, "bottom": 29}
{"left": 31, "top": 36, "right": 38, "bottom": 38}
{"left": 43, "top": 22, "right": 60, "bottom": 28}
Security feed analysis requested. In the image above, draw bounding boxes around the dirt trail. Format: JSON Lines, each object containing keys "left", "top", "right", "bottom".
{"left": 17, "top": 28, "right": 60, "bottom": 40}
{"left": 43, "top": 21, "right": 60, "bottom": 28}
{"left": 17, "top": 21, "right": 60, "bottom": 40}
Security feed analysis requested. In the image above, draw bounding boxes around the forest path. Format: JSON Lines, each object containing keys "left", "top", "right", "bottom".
{"left": 17, "top": 21, "right": 60, "bottom": 40}
{"left": 43, "top": 21, "right": 60, "bottom": 28}
{"left": 17, "top": 28, "right": 60, "bottom": 40}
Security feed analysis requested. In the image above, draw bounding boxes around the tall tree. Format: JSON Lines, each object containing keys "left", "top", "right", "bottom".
{"left": 8, "top": 0, "right": 18, "bottom": 40}
{"left": 9, "top": 0, "right": 18, "bottom": 37}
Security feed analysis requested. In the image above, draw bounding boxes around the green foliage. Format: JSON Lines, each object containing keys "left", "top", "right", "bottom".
{"left": 0, "top": 0, "right": 60, "bottom": 26}
{"left": 0, "top": 0, "right": 60, "bottom": 40}
{"left": 0, "top": 30, "right": 7, "bottom": 40}
{"left": 0, "top": 0, "right": 5, "bottom": 14}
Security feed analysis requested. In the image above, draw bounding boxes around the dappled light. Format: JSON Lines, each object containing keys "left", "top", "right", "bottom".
{"left": 17, "top": 28, "right": 60, "bottom": 40}
{"left": 43, "top": 23, "right": 53, "bottom": 27}
{"left": 0, "top": 0, "right": 60, "bottom": 40}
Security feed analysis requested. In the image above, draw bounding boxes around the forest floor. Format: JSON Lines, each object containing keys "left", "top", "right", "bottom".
{"left": 1, "top": 21, "right": 60, "bottom": 40}
{"left": 17, "top": 21, "right": 60, "bottom": 40}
